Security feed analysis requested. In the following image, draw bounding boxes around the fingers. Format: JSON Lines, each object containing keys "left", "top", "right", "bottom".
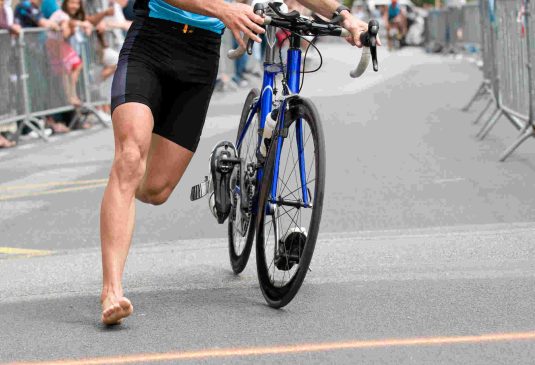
{"left": 240, "top": 19, "right": 263, "bottom": 43}
{"left": 248, "top": 12, "right": 265, "bottom": 26}
{"left": 232, "top": 29, "right": 246, "bottom": 49}
{"left": 245, "top": 17, "right": 265, "bottom": 36}
{"left": 354, "top": 34, "right": 362, "bottom": 48}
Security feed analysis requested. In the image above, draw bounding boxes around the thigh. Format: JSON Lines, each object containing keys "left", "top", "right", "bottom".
{"left": 111, "top": 103, "right": 154, "bottom": 160}
{"left": 153, "top": 80, "right": 217, "bottom": 153}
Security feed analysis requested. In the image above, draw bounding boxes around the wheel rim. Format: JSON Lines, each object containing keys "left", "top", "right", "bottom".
{"left": 231, "top": 111, "right": 259, "bottom": 256}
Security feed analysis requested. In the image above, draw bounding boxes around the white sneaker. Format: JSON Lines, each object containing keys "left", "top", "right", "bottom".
{"left": 22, "top": 128, "right": 53, "bottom": 140}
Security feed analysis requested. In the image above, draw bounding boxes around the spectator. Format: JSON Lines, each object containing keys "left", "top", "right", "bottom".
{"left": 0, "top": 0, "right": 19, "bottom": 147}
{"left": 48, "top": 0, "right": 92, "bottom": 109}
{"left": 0, "top": 0, "right": 21, "bottom": 34}
{"left": 41, "top": 0, "right": 59, "bottom": 19}
{"left": 103, "top": 0, "right": 131, "bottom": 46}
{"left": 121, "top": 0, "right": 135, "bottom": 21}
{"left": 14, "top": 0, "right": 60, "bottom": 30}
{"left": 231, "top": 0, "right": 249, "bottom": 87}
{"left": 352, "top": 1, "right": 368, "bottom": 22}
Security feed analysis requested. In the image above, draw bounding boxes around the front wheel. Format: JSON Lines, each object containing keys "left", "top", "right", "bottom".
{"left": 255, "top": 98, "right": 326, "bottom": 308}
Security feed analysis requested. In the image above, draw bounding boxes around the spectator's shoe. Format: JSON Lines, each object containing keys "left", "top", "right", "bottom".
{"left": 20, "top": 128, "right": 53, "bottom": 140}
{"left": 231, "top": 77, "right": 249, "bottom": 88}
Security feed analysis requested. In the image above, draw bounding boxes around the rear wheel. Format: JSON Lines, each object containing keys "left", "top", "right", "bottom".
{"left": 228, "top": 88, "right": 260, "bottom": 274}
{"left": 256, "top": 98, "right": 325, "bottom": 308}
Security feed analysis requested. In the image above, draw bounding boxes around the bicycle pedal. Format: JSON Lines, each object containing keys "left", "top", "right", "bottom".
{"left": 190, "top": 176, "right": 213, "bottom": 201}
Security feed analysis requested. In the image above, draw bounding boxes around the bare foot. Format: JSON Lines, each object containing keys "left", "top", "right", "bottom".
{"left": 0, "top": 135, "right": 15, "bottom": 148}
{"left": 101, "top": 296, "right": 133, "bottom": 325}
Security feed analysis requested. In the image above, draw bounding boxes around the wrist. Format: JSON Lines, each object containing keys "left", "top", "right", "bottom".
{"left": 212, "top": 1, "right": 230, "bottom": 20}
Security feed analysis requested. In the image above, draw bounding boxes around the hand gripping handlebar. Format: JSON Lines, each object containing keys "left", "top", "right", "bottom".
{"left": 350, "top": 20, "right": 379, "bottom": 78}
{"left": 228, "top": 8, "right": 379, "bottom": 79}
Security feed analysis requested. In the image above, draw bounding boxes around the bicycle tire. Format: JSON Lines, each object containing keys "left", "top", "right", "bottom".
{"left": 255, "top": 97, "right": 326, "bottom": 308}
{"left": 228, "top": 88, "right": 260, "bottom": 274}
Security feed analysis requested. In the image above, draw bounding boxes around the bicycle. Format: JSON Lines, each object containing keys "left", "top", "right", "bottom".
{"left": 191, "top": 1, "right": 379, "bottom": 308}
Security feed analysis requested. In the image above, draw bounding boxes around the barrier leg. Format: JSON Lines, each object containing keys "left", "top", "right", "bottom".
{"left": 477, "top": 109, "right": 503, "bottom": 140}
{"left": 462, "top": 82, "right": 487, "bottom": 111}
{"left": 15, "top": 116, "right": 50, "bottom": 142}
{"left": 503, "top": 112, "right": 524, "bottom": 131}
{"left": 473, "top": 99, "right": 494, "bottom": 125}
{"left": 499, "top": 124, "right": 535, "bottom": 162}
{"left": 84, "top": 105, "right": 110, "bottom": 128}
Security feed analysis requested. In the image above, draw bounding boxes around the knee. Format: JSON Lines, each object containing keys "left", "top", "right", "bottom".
{"left": 137, "top": 183, "right": 173, "bottom": 206}
{"left": 113, "top": 147, "right": 145, "bottom": 187}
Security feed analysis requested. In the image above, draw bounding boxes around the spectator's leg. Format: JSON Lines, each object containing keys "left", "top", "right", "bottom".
{"left": 70, "top": 64, "right": 83, "bottom": 106}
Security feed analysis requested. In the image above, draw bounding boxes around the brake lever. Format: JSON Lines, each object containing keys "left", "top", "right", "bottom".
{"left": 359, "top": 19, "right": 379, "bottom": 72}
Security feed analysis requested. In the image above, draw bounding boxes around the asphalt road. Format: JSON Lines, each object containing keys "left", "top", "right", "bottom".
{"left": 1, "top": 45, "right": 535, "bottom": 364}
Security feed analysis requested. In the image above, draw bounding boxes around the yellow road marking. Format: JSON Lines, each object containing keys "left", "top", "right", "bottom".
{"left": 0, "top": 179, "right": 108, "bottom": 191}
{"left": 0, "top": 247, "right": 51, "bottom": 257}
{"left": 7, "top": 331, "right": 535, "bottom": 365}
{"left": 0, "top": 183, "right": 108, "bottom": 201}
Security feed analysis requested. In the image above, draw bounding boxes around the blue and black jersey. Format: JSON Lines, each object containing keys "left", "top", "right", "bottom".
{"left": 133, "top": 0, "right": 224, "bottom": 34}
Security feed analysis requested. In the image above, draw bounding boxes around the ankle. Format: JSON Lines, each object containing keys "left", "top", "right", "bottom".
{"left": 101, "top": 285, "right": 124, "bottom": 303}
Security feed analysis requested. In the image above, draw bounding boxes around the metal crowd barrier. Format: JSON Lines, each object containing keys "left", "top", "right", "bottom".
{"left": 0, "top": 28, "right": 112, "bottom": 143}
{"left": 425, "top": 9, "right": 448, "bottom": 50}
{"left": 499, "top": 0, "right": 535, "bottom": 160}
{"left": 435, "top": 0, "right": 535, "bottom": 161}
{"left": 475, "top": 0, "right": 527, "bottom": 142}
{"left": 425, "top": 4, "right": 481, "bottom": 53}
{"left": 0, "top": 32, "right": 24, "bottom": 125}
{"left": 461, "top": 3, "right": 482, "bottom": 47}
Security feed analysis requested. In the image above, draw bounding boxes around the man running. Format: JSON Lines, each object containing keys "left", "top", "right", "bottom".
{"left": 100, "top": 0, "right": 371, "bottom": 325}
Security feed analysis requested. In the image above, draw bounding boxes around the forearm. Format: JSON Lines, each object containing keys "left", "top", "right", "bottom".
{"left": 295, "top": 0, "right": 340, "bottom": 19}
{"left": 162, "top": 0, "right": 228, "bottom": 18}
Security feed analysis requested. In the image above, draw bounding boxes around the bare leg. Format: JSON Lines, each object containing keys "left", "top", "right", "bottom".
{"left": 100, "top": 103, "right": 153, "bottom": 325}
{"left": 136, "top": 134, "right": 194, "bottom": 205}
{"left": 70, "top": 64, "right": 83, "bottom": 106}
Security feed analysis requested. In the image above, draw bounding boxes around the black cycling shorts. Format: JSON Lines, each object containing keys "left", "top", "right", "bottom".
{"left": 111, "top": 17, "right": 221, "bottom": 152}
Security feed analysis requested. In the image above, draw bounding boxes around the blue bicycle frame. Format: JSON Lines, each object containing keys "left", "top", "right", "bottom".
{"left": 235, "top": 33, "right": 310, "bottom": 214}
